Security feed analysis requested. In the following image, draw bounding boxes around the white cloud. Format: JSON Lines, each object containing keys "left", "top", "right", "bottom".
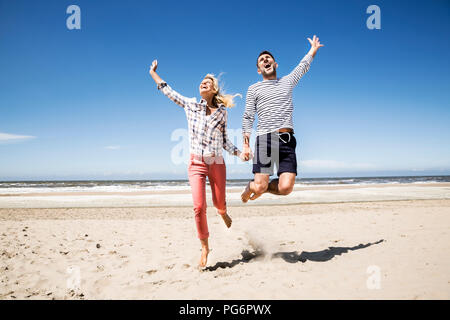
{"left": 104, "top": 145, "right": 121, "bottom": 150}
{"left": 0, "top": 132, "right": 35, "bottom": 144}
{"left": 300, "top": 159, "right": 376, "bottom": 171}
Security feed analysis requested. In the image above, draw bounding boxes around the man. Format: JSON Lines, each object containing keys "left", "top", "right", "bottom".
{"left": 241, "top": 35, "right": 324, "bottom": 202}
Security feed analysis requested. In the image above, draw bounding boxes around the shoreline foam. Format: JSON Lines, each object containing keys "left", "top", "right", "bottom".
{"left": 0, "top": 183, "right": 449, "bottom": 208}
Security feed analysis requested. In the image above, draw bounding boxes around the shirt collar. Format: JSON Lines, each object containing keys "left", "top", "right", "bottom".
{"left": 199, "top": 98, "right": 225, "bottom": 110}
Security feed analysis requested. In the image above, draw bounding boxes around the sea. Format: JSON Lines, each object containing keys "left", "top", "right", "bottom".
{"left": 0, "top": 176, "right": 449, "bottom": 194}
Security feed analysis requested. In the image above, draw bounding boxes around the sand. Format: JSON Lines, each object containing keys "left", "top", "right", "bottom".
{"left": 0, "top": 183, "right": 449, "bottom": 299}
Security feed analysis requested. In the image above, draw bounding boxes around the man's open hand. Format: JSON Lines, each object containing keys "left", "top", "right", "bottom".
{"left": 308, "top": 35, "right": 324, "bottom": 49}
{"left": 307, "top": 35, "right": 324, "bottom": 57}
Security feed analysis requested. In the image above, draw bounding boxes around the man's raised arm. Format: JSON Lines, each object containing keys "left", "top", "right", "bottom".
{"left": 287, "top": 35, "right": 324, "bottom": 86}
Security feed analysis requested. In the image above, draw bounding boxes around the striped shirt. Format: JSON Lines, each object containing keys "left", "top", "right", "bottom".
{"left": 242, "top": 54, "right": 314, "bottom": 136}
{"left": 158, "top": 82, "right": 240, "bottom": 157}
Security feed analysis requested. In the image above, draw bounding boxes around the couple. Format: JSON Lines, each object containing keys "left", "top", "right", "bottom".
{"left": 149, "top": 35, "right": 324, "bottom": 267}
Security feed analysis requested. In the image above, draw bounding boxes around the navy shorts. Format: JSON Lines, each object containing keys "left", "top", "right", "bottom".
{"left": 252, "top": 132, "right": 298, "bottom": 176}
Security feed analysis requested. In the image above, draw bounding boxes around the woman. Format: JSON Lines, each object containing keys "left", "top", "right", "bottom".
{"left": 149, "top": 60, "right": 246, "bottom": 267}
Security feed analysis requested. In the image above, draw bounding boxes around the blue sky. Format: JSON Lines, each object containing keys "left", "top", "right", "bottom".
{"left": 1, "top": 0, "right": 449, "bottom": 180}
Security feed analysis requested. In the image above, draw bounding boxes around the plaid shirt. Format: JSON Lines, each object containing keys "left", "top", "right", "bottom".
{"left": 158, "top": 81, "right": 240, "bottom": 157}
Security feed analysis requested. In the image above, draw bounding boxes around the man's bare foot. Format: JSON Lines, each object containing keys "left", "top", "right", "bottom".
{"left": 249, "top": 192, "right": 262, "bottom": 200}
{"left": 241, "top": 182, "right": 252, "bottom": 203}
{"left": 199, "top": 247, "right": 210, "bottom": 268}
{"left": 221, "top": 213, "right": 232, "bottom": 228}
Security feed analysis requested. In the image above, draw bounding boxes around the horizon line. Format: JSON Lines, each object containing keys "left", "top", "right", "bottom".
{"left": 1, "top": 173, "right": 450, "bottom": 182}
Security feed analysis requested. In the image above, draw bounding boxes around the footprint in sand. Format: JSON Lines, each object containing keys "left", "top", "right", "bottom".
{"left": 146, "top": 269, "right": 157, "bottom": 275}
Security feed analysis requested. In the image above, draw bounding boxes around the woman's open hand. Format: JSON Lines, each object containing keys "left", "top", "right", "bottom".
{"left": 149, "top": 59, "right": 158, "bottom": 74}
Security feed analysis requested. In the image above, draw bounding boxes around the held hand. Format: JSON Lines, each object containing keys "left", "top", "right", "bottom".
{"left": 149, "top": 59, "right": 158, "bottom": 74}
{"left": 241, "top": 145, "right": 253, "bottom": 161}
{"left": 239, "top": 152, "right": 248, "bottom": 162}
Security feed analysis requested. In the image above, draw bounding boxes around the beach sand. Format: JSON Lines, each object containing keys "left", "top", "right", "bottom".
{"left": 1, "top": 183, "right": 449, "bottom": 299}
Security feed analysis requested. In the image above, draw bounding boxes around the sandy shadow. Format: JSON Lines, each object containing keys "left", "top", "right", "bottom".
{"left": 273, "top": 239, "right": 385, "bottom": 263}
{"left": 204, "top": 249, "right": 264, "bottom": 272}
{"left": 204, "top": 239, "right": 384, "bottom": 271}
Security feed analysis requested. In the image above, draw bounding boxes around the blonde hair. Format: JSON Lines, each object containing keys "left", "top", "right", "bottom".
{"left": 204, "top": 73, "right": 241, "bottom": 108}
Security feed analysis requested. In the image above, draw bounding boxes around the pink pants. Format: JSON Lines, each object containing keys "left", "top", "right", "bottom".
{"left": 188, "top": 154, "right": 227, "bottom": 240}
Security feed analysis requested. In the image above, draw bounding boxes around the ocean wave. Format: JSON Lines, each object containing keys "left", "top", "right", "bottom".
{"left": 0, "top": 176, "right": 448, "bottom": 194}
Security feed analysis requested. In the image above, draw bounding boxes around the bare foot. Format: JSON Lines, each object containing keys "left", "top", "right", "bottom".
{"left": 249, "top": 192, "right": 262, "bottom": 200}
{"left": 241, "top": 182, "right": 252, "bottom": 203}
{"left": 221, "top": 213, "right": 232, "bottom": 228}
{"left": 199, "top": 247, "right": 210, "bottom": 268}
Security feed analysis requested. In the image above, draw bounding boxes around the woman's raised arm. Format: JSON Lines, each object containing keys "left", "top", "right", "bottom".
{"left": 149, "top": 60, "right": 163, "bottom": 85}
{"left": 149, "top": 60, "right": 191, "bottom": 108}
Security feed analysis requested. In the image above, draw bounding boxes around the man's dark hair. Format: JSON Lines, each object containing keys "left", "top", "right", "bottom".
{"left": 256, "top": 51, "right": 275, "bottom": 67}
